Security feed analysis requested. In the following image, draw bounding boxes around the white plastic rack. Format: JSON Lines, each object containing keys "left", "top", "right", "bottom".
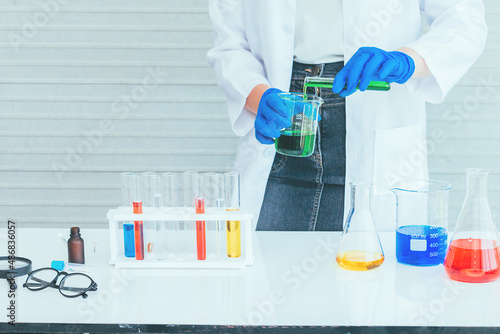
{"left": 108, "top": 206, "right": 254, "bottom": 269}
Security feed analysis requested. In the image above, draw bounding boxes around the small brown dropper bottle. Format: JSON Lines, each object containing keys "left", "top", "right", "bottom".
{"left": 68, "top": 227, "right": 85, "bottom": 264}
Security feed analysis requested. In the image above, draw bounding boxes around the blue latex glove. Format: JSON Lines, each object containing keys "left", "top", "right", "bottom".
{"left": 332, "top": 47, "right": 415, "bottom": 97}
{"left": 254, "top": 88, "right": 292, "bottom": 145}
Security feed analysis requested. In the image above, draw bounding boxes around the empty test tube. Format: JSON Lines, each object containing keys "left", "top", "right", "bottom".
{"left": 163, "top": 172, "right": 179, "bottom": 208}
{"left": 153, "top": 192, "right": 165, "bottom": 260}
{"left": 216, "top": 198, "right": 225, "bottom": 261}
{"left": 162, "top": 172, "right": 180, "bottom": 257}
{"left": 141, "top": 172, "right": 158, "bottom": 207}
{"left": 183, "top": 171, "right": 200, "bottom": 257}
{"left": 141, "top": 172, "right": 158, "bottom": 259}
{"left": 183, "top": 171, "right": 198, "bottom": 208}
{"left": 149, "top": 174, "right": 165, "bottom": 260}
{"left": 204, "top": 173, "right": 225, "bottom": 261}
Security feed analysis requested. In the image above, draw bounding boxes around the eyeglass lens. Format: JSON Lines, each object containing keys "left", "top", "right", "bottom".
{"left": 60, "top": 273, "right": 93, "bottom": 297}
{"left": 25, "top": 268, "right": 58, "bottom": 290}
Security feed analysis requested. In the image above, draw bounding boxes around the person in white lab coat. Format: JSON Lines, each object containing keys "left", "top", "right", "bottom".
{"left": 207, "top": 0, "right": 487, "bottom": 232}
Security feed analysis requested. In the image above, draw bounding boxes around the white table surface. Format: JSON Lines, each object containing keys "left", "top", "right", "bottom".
{"left": 1, "top": 227, "right": 499, "bottom": 327}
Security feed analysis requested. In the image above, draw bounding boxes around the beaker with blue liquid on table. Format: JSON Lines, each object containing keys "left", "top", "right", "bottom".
{"left": 391, "top": 180, "right": 452, "bottom": 266}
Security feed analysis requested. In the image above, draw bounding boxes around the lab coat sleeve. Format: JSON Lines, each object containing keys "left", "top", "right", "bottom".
{"left": 206, "top": 0, "right": 270, "bottom": 137}
{"left": 405, "top": 0, "right": 487, "bottom": 103}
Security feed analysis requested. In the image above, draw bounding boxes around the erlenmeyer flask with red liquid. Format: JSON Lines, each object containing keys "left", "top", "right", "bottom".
{"left": 444, "top": 168, "right": 500, "bottom": 283}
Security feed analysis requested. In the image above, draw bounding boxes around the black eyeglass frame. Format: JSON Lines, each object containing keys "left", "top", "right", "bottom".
{"left": 23, "top": 267, "right": 98, "bottom": 299}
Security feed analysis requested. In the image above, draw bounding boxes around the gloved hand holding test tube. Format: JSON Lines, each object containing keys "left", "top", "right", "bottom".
{"left": 303, "top": 77, "right": 390, "bottom": 99}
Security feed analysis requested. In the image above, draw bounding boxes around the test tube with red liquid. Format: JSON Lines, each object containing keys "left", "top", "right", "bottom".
{"left": 195, "top": 196, "right": 206, "bottom": 260}
{"left": 133, "top": 201, "right": 144, "bottom": 260}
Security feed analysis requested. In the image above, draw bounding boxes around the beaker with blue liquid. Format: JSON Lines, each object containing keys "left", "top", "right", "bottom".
{"left": 391, "top": 180, "right": 452, "bottom": 266}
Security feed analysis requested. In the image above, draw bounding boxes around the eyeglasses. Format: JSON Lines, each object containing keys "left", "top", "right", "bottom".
{"left": 23, "top": 267, "right": 98, "bottom": 298}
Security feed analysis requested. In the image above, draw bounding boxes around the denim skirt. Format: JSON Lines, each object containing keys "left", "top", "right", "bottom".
{"left": 256, "top": 61, "right": 346, "bottom": 231}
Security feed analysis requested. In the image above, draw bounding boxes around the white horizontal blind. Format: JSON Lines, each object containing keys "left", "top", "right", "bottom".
{"left": 1, "top": 0, "right": 498, "bottom": 230}
{"left": 0, "top": 0, "right": 238, "bottom": 227}
{"left": 427, "top": 0, "right": 500, "bottom": 229}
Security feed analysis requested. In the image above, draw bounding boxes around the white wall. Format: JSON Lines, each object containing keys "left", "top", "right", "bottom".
{"left": 0, "top": 0, "right": 498, "bottom": 229}
{"left": 428, "top": 0, "right": 500, "bottom": 228}
{"left": 0, "top": 0, "right": 236, "bottom": 227}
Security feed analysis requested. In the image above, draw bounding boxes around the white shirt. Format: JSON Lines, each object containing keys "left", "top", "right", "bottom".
{"left": 294, "top": 0, "right": 344, "bottom": 64}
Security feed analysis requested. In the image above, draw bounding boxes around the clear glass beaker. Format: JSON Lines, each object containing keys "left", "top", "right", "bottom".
{"left": 336, "top": 183, "right": 384, "bottom": 271}
{"left": 391, "top": 179, "right": 451, "bottom": 266}
{"left": 274, "top": 93, "right": 323, "bottom": 158}
{"left": 444, "top": 168, "right": 500, "bottom": 283}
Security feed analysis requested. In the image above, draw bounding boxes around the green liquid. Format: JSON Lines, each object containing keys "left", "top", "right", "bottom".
{"left": 303, "top": 79, "right": 390, "bottom": 99}
{"left": 275, "top": 131, "right": 315, "bottom": 157}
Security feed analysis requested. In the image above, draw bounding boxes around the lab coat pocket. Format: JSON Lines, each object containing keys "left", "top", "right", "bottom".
{"left": 372, "top": 124, "right": 427, "bottom": 195}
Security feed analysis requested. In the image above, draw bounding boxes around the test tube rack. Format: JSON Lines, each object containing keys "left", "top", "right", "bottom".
{"left": 107, "top": 206, "right": 254, "bottom": 269}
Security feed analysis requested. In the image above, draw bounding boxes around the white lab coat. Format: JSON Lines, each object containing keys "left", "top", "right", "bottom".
{"left": 207, "top": 0, "right": 487, "bottom": 231}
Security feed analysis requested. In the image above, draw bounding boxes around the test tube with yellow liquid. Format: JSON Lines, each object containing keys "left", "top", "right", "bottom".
{"left": 336, "top": 183, "right": 384, "bottom": 271}
{"left": 225, "top": 172, "right": 241, "bottom": 258}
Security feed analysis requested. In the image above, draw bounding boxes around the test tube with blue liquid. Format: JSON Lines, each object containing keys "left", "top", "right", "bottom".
{"left": 121, "top": 172, "right": 136, "bottom": 258}
{"left": 391, "top": 180, "right": 451, "bottom": 266}
{"left": 121, "top": 171, "right": 144, "bottom": 260}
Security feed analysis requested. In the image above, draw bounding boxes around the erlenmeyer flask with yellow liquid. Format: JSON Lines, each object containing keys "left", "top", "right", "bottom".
{"left": 336, "top": 183, "right": 384, "bottom": 271}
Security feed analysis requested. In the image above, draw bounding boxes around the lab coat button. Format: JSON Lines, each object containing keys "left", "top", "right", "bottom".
{"left": 263, "top": 147, "right": 275, "bottom": 159}
{"left": 283, "top": 23, "right": 293, "bottom": 34}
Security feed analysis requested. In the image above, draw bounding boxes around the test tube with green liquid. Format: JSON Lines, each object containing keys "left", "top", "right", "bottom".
{"left": 303, "top": 77, "right": 390, "bottom": 98}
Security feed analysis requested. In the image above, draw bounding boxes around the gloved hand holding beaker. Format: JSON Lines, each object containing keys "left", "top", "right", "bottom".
{"left": 254, "top": 88, "right": 292, "bottom": 144}
{"left": 332, "top": 47, "right": 415, "bottom": 97}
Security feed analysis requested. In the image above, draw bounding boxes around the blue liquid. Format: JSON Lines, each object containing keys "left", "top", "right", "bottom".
{"left": 124, "top": 223, "right": 135, "bottom": 257}
{"left": 396, "top": 225, "right": 447, "bottom": 266}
